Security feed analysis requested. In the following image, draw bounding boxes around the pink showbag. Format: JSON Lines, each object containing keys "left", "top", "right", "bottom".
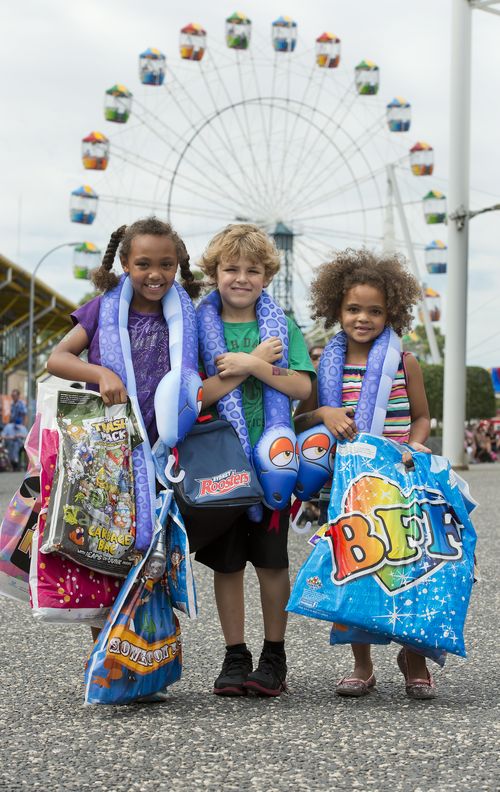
{"left": 0, "top": 415, "right": 42, "bottom": 601}
{"left": 30, "top": 514, "right": 121, "bottom": 624}
{"left": 29, "top": 387, "right": 120, "bottom": 624}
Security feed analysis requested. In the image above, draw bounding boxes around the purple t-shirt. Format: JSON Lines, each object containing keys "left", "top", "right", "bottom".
{"left": 71, "top": 296, "right": 170, "bottom": 445}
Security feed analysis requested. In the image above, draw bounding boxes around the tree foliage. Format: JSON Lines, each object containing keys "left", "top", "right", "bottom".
{"left": 403, "top": 324, "right": 445, "bottom": 362}
{"left": 421, "top": 363, "right": 496, "bottom": 422}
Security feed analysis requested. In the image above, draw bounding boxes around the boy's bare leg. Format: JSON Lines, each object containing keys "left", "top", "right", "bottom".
{"left": 255, "top": 567, "right": 289, "bottom": 641}
{"left": 214, "top": 570, "right": 245, "bottom": 645}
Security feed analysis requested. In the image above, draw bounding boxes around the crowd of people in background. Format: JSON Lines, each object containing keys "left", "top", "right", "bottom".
{"left": 0, "top": 390, "right": 27, "bottom": 472}
{"left": 465, "top": 420, "right": 498, "bottom": 464}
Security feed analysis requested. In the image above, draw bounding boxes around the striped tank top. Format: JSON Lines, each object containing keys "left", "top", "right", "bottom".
{"left": 342, "top": 354, "right": 411, "bottom": 443}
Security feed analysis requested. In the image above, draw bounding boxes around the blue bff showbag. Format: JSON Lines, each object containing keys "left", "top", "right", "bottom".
{"left": 288, "top": 434, "right": 477, "bottom": 659}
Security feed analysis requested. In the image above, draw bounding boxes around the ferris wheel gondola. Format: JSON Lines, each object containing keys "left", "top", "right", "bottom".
{"left": 70, "top": 185, "right": 98, "bottom": 225}
{"left": 226, "top": 12, "right": 251, "bottom": 50}
{"left": 386, "top": 97, "right": 411, "bottom": 132}
{"left": 180, "top": 23, "right": 207, "bottom": 61}
{"left": 82, "top": 131, "right": 109, "bottom": 170}
{"left": 410, "top": 141, "right": 434, "bottom": 176}
{"left": 139, "top": 48, "right": 166, "bottom": 86}
{"left": 104, "top": 84, "right": 132, "bottom": 123}
{"left": 315, "top": 32, "right": 341, "bottom": 69}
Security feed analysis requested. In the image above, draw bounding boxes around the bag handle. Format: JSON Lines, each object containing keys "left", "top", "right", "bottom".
{"left": 165, "top": 449, "right": 185, "bottom": 484}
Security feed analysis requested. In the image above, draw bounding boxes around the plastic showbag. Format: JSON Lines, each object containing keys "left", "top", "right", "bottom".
{"left": 41, "top": 390, "right": 143, "bottom": 577}
{"left": 84, "top": 521, "right": 182, "bottom": 705}
{"left": 30, "top": 419, "right": 120, "bottom": 624}
{"left": 309, "top": 524, "right": 436, "bottom": 657}
{"left": 165, "top": 497, "right": 197, "bottom": 619}
{"left": 0, "top": 416, "right": 42, "bottom": 601}
{"left": 288, "top": 434, "right": 477, "bottom": 658}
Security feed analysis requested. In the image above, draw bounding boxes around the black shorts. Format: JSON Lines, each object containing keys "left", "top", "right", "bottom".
{"left": 195, "top": 505, "right": 290, "bottom": 574}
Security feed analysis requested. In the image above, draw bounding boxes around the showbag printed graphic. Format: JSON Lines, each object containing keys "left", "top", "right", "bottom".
{"left": 326, "top": 473, "right": 463, "bottom": 593}
{"left": 42, "top": 391, "right": 144, "bottom": 576}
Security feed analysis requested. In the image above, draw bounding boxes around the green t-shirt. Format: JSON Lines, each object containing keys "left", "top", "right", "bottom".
{"left": 206, "top": 316, "right": 315, "bottom": 448}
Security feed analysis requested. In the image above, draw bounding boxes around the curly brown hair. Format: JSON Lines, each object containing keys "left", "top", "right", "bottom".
{"left": 91, "top": 217, "right": 201, "bottom": 298}
{"left": 199, "top": 223, "right": 280, "bottom": 283}
{"left": 310, "top": 248, "right": 421, "bottom": 336}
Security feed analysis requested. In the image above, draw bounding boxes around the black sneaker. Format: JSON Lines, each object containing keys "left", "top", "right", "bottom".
{"left": 213, "top": 648, "right": 253, "bottom": 696}
{"left": 243, "top": 649, "right": 287, "bottom": 697}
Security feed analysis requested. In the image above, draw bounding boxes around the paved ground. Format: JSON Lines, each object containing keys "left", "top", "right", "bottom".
{"left": 0, "top": 467, "right": 498, "bottom": 792}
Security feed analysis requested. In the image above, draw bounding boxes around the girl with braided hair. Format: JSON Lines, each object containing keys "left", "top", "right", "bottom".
{"left": 48, "top": 217, "right": 201, "bottom": 447}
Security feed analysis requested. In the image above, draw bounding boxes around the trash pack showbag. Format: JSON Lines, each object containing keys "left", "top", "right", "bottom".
{"left": 42, "top": 390, "right": 143, "bottom": 577}
{"left": 84, "top": 528, "right": 182, "bottom": 705}
{"left": 287, "top": 434, "right": 477, "bottom": 658}
{"left": 0, "top": 415, "right": 42, "bottom": 601}
{"left": 30, "top": 420, "right": 120, "bottom": 624}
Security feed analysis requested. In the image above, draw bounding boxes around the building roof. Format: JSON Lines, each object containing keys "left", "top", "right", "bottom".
{"left": 0, "top": 252, "right": 77, "bottom": 377}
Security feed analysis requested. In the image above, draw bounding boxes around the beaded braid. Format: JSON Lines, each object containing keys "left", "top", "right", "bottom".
{"left": 91, "top": 225, "right": 127, "bottom": 292}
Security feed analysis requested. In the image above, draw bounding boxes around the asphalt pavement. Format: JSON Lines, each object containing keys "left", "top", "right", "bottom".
{"left": 0, "top": 467, "right": 498, "bottom": 792}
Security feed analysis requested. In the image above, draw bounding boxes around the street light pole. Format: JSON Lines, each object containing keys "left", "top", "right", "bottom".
{"left": 442, "top": 0, "right": 472, "bottom": 468}
{"left": 27, "top": 242, "right": 80, "bottom": 425}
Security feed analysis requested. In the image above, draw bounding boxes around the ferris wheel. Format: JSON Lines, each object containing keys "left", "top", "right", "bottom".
{"left": 69, "top": 12, "right": 446, "bottom": 332}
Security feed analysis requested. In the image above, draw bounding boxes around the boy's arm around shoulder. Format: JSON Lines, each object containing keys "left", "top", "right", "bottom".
{"left": 405, "top": 352, "right": 431, "bottom": 448}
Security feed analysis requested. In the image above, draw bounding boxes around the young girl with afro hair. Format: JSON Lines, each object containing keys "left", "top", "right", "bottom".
{"left": 295, "top": 248, "right": 437, "bottom": 700}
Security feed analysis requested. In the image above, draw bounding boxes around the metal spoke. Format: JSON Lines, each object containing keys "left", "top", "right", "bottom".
{"left": 162, "top": 76, "right": 260, "bottom": 211}
{"left": 199, "top": 53, "right": 267, "bottom": 206}
{"left": 283, "top": 80, "right": 354, "bottom": 199}
{"left": 110, "top": 143, "right": 246, "bottom": 215}
{"left": 132, "top": 96, "right": 252, "bottom": 207}
{"left": 223, "top": 50, "right": 270, "bottom": 207}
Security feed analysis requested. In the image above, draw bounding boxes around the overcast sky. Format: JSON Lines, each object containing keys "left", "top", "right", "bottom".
{"left": 1, "top": 1, "right": 499, "bottom": 366}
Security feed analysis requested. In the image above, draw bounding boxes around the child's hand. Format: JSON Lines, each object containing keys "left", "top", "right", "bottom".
{"left": 408, "top": 441, "right": 431, "bottom": 454}
{"left": 251, "top": 338, "right": 283, "bottom": 364}
{"left": 98, "top": 368, "right": 128, "bottom": 405}
{"left": 401, "top": 442, "right": 432, "bottom": 469}
{"left": 215, "top": 352, "right": 255, "bottom": 379}
{"left": 320, "top": 406, "right": 357, "bottom": 440}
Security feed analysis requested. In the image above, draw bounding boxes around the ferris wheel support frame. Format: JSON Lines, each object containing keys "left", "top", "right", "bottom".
{"left": 387, "top": 166, "right": 442, "bottom": 365}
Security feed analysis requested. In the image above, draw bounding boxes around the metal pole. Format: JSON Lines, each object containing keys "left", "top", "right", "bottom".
{"left": 387, "top": 165, "right": 442, "bottom": 365}
{"left": 442, "top": 0, "right": 472, "bottom": 468}
{"left": 27, "top": 242, "right": 79, "bottom": 425}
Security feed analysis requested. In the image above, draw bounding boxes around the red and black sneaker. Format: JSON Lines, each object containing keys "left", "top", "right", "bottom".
{"left": 243, "top": 649, "right": 288, "bottom": 697}
{"left": 213, "top": 648, "right": 253, "bottom": 696}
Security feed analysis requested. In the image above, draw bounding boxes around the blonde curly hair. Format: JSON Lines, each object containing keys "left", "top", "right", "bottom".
{"left": 199, "top": 224, "right": 281, "bottom": 283}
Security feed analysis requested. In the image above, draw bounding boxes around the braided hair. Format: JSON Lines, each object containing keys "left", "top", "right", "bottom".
{"left": 91, "top": 217, "right": 201, "bottom": 298}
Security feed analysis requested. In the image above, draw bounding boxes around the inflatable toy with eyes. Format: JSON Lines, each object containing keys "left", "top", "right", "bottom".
{"left": 294, "top": 327, "right": 401, "bottom": 502}
{"left": 198, "top": 289, "right": 298, "bottom": 515}
{"left": 100, "top": 275, "right": 202, "bottom": 550}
